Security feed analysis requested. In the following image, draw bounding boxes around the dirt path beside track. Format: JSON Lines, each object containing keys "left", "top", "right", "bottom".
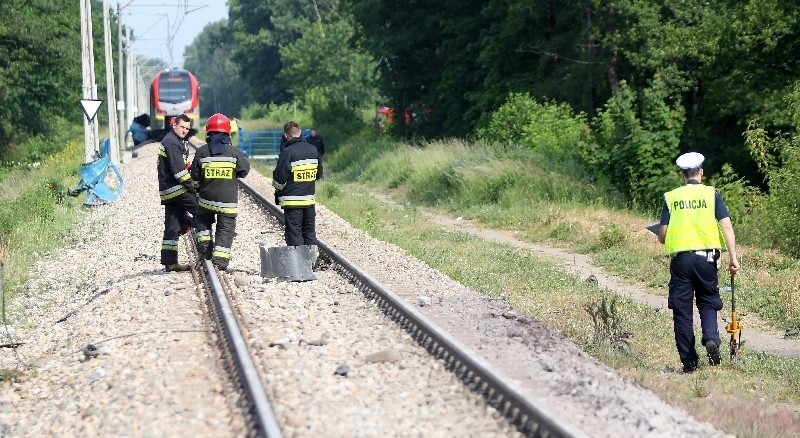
{"left": 372, "top": 193, "right": 800, "bottom": 359}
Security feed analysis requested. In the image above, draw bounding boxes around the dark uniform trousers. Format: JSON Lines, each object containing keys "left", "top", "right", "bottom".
{"left": 161, "top": 193, "right": 198, "bottom": 265}
{"left": 284, "top": 206, "right": 316, "bottom": 246}
{"left": 668, "top": 251, "right": 724, "bottom": 367}
{"left": 195, "top": 210, "right": 236, "bottom": 268}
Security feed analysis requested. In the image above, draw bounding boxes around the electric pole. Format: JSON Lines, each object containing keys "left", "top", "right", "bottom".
{"left": 117, "top": 2, "right": 126, "bottom": 154}
{"left": 102, "top": 0, "right": 120, "bottom": 165}
{"left": 79, "top": 0, "right": 100, "bottom": 164}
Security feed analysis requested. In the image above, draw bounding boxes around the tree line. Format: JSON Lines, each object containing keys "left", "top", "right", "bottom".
{"left": 3, "top": 1, "right": 800, "bottom": 230}
{"left": 190, "top": 1, "right": 797, "bottom": 186}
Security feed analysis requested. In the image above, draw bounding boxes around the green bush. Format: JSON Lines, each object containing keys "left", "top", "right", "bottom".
{"left": 764, "top": 145, "right": 800, "bottom": 256}
{"left": 595, "top": 223, "right": 627, "bottom": 249}
{"left": 744, "top": 102, "right": 800, "bottom": 254}
{"left": 582, "top": 78, "right": 684, "bottom": 210}
{"left": 240, "top": 102, "right": 312, "bottom": 128}
{"left": 709, "top": 163, "right": 767, "bottom": 234}
{"left": 476, "top": 93, "right": 589, "bottom": 161}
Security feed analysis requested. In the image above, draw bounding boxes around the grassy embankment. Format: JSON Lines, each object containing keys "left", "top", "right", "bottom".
{"left": 1, "top": 130, "right": 91, "bottom": 387}
{"left": 255, "top": 130, "right": 800, "bottom": 436}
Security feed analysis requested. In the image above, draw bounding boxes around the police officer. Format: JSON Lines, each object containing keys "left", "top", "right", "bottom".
{"left": 657, "top": 152, "right": 740, "bottom": 373}
{"left": 190, "top": 113, "right": 250, "bottom": 270}
{"left": 158, "top": 114, "right": 198, "bottom": 272}
{"left": 272, "top": 121, "right": 321, "bottom": 247}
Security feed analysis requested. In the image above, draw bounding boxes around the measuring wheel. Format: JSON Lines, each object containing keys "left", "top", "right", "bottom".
{"left": 725, "top": 274, "right": 744, "bottom": 362}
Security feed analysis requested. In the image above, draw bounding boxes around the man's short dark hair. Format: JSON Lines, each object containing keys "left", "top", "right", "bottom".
{"left": 681, "top": 168, "right": 702, "bottom": 179}
{"left": 283, "top": 120, "right": 299, "bottom": 134}
{"left": 175, "top": 114, "right": 191, "bottom": 124}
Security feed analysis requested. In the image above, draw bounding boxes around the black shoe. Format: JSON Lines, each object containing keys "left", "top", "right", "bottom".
{"left": 682, "top": 361, "right": 698, "bottom": 374}
{"left": 165, "top": 263, "right": 191, "bottom": 272}
{"left": 706, "top": 341, "right": 721, "bottom": 366}
{"left": 212, "top": 260, "right": 230, "bottom": 272}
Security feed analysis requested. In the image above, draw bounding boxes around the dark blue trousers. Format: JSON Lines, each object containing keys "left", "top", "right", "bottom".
{"left": 283, "top": 206, "right": 316, "bottom": 247}
{"left": 668, "top": 251, "right": 723, "bottom": 367}
{"left": 160, "top": 192, "right": 197, "bottom": 265}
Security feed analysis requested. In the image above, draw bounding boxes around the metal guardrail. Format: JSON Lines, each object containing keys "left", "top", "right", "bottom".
{"left": 240, "top": 129, "right": 283, "bottom": 158}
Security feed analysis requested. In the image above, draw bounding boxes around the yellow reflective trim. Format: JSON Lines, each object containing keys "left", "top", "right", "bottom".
{"left": 280, "top": 199, "right": 316, "bottom": 207}
{"left": 160, "top": 187, "right": 188, "bottom": 201}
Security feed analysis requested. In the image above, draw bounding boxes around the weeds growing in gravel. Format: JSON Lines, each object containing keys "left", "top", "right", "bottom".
{"left": 584, "top": 294, "right": 631, "bottom": 354}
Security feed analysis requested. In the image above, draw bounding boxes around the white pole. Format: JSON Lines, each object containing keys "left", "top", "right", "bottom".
{"left": 125, "top": 27, "right": 135, "bottom": 126}
{"left": 102, "top": 0, "right": 120, "bottom": 165}
{"left": 80, "top": 0, "right": 99, "bottom": 164}
{"left": 117, "top": 3, "right": 127, "bottom": 152}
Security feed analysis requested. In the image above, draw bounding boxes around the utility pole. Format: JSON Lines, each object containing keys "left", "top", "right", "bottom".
{"left": 125, "top": 26, "right": 135, "bottom": 127}
{"left": 102, "top": 0, "right": 120, "bottom": 165}
{"left": 117, "top": 2, "right": 126, "bottom": 154}
{"left": 79, "top": 0, "right": 100, "bottom": 164}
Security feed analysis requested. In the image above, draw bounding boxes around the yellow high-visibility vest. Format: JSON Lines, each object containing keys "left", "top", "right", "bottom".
{"left": 664, "top": 184, "right": 724, "bottom": 255}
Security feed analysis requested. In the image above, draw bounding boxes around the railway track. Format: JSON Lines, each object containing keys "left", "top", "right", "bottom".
{"left": 0, "top": 141, "right": 724, "bottom": 437}
{"left": 196, "top": 176, "right": 578, "bottom": 436}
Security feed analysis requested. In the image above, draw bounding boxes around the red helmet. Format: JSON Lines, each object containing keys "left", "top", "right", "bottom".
{"left": 206, "top": 113, "right": 231, "bottom": 134}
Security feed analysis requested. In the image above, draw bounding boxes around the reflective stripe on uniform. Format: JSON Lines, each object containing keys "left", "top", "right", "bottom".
{"left": 162, "top": 239, "right": 179, "bottom": 251}
{"left": 278, "top": 194, "right": 315, "bottom": 207}
{"left": 195, "top": 230, "right": 212, "bottom": 242}
{"left": 290, "top": 158, "right": 318, "bottom": 167}
{"left": 200, "top": 156, "right": 237, "bottom": 164}
{"left": 174, "top": 168, "right": 191, "bottom": 183}
{"left": 199, "top": 197, "right": 238, "bottom": 214}
{"left": 213, "top": 245, "right": 231, "bottom": 259}
{"left": 160, "top": 184, "right": 188, "bottom": 201}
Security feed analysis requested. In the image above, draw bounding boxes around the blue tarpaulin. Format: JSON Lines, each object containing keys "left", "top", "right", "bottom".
{"left": 68, "top": 139, "right": 124, "bottom": 206}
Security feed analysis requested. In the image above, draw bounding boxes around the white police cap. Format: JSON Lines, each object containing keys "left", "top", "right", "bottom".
{"left": 675, "top": 152, "right": 704, "bottom": 170}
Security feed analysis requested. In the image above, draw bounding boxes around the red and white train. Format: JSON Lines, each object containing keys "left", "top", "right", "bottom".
{"left": 149, "top": 68, "right": 200, "bottom": 130}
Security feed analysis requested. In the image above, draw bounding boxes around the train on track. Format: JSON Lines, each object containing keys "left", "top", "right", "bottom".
{"left": 149, "top": 68, "right": 200, "bottom": 131}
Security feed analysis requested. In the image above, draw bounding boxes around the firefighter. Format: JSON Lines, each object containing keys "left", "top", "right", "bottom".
{"left": 657, "top": 152, "right": 740, "bottom": 373}
{"left": 158, "top": 114, "right": 198, "bottom": 272}
{"left": 190, "top": 113, "right": 250, "bottom": 270}
{"left": 272, "top": 120, "right": 321, "bottom": 247}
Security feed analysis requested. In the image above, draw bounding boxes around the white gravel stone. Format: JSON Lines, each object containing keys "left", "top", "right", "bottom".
{"left": 0, "top": 141, "right": 727, "bottom": 437}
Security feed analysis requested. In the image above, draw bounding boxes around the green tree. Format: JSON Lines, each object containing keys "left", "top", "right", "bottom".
{"left": 584, "top": 77, "right": 684, "bottom": 209}
{"left": 184, "top": 20, "right": 253, "bottom": 117}
{"left": 0, "top": 0, "right": 82, "bottom": 154}
{"left": 279, "top": 12, "right": 378, "bottom": 130}
{"left": 228, "top": 0, "right": 318, "bottom": 104}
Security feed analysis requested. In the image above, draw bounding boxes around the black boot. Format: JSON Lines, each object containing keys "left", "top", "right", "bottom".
{"left": 196, "top": 242, "right": 213, "bottom": 260}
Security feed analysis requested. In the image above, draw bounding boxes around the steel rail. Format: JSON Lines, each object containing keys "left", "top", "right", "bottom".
{"left": 197, "top": 246, "right": 283, "bottom": 437}
{"left": 186, "top": 137, "right": 283, "bottom": 437}
{"left": 238, "top": 178, "right": 582, "bottom": 437}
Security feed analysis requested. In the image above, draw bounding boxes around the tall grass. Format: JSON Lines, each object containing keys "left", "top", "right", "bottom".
{"left": 0, "top": 135, "right": 86, "bottom": 295}
{"left": 324, "top": 131, "right": 800, "bottom": 333}
{"left": 315, "top": 166, "right": 800, "bottom": 436}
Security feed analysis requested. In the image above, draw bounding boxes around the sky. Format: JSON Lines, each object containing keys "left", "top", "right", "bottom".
{"left": 115, "top": 0, "right": 229, "bottom": 68}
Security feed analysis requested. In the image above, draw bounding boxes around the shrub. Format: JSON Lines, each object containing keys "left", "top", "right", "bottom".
{"left": 476, "top": 93, "right": 589, "bottom": 162}
{"left": 240, "top": 102, "right": 312, "bottom": 128}
{"left": 708, "top": 164, "right": 765, "bottom": 234}
{"left": 582, "top": 77, "right": 684, "bottom": 210}
{"left": 596, "top": 223, "right": 627, "bottom": 249}
{"left": 744, "top": 115, "right": 800, "bottom": 255}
